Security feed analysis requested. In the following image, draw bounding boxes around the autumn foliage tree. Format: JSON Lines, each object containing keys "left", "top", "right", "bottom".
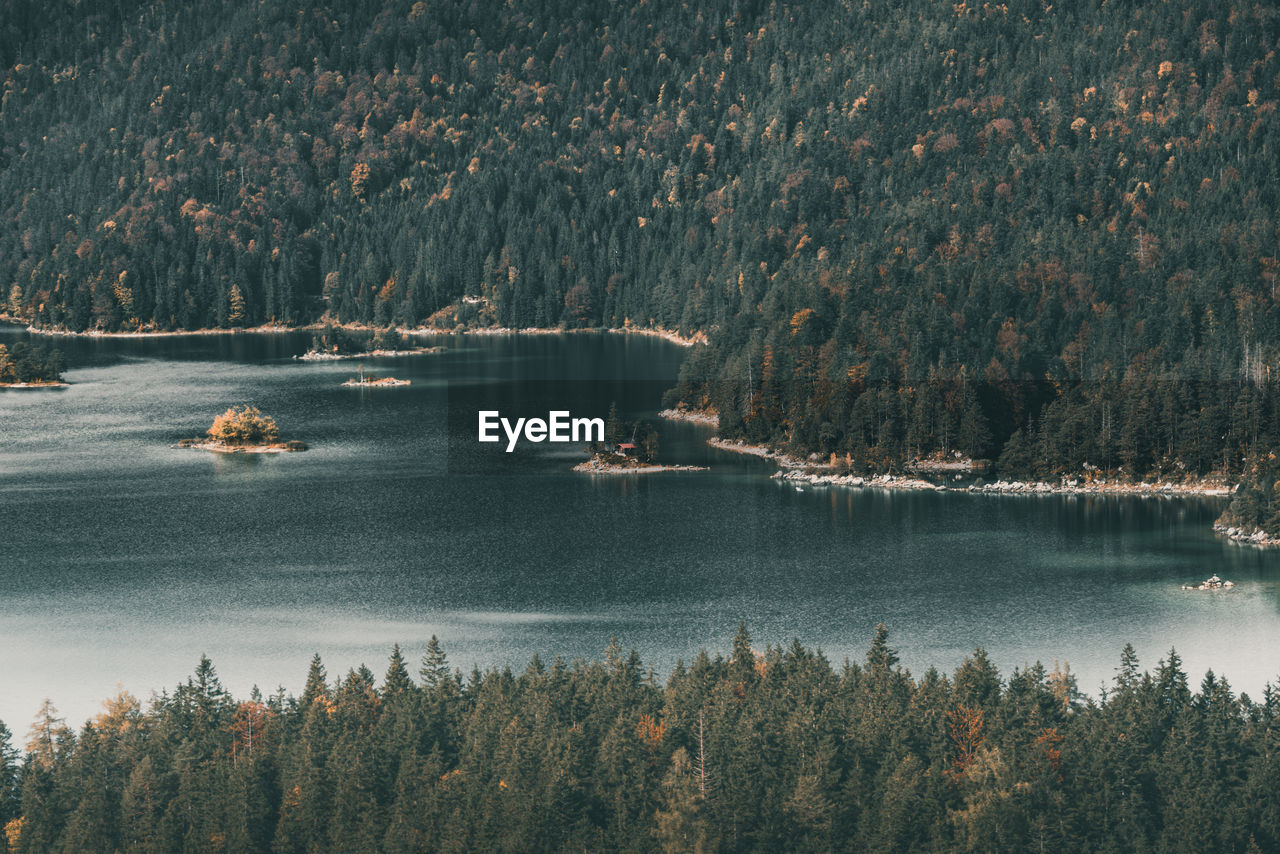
{"left": 207, "top": 406, "right": 280, "bottom": 446}
{"left": 0, "top": 629, "right": 1276, "bottom": 852}
{"left": 1, "top": 0, "right": 1278, "bottom": 480}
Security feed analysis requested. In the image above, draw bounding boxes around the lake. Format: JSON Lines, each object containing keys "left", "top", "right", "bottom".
{"left": 2, "top": 325, "right": 1278, "bottom": 729}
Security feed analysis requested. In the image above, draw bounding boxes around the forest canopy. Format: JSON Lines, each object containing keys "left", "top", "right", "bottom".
{"left": 0, "top": 629, "right": 1276, "bottom": 853}
{"left": 0, "top": 343, "right": 64, "bottom": 384}
{"left": 2, "top": 0, "right": 1280, "bottom": 473}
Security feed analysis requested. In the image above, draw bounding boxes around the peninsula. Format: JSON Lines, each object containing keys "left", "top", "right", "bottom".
{"left": 0, "top": 342, "right": 67, "bottom": 388}
{"left": 1212, "top": 453, "right": 1280, "bottom": 545}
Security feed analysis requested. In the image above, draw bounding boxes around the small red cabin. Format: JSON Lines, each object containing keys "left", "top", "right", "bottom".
{"left": 617, "top": 442, "right": 637, "bottom": 454}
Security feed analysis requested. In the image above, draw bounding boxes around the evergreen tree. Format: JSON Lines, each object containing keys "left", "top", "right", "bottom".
{"left": 0, "top": 722, "right": 18, "bottom": 829}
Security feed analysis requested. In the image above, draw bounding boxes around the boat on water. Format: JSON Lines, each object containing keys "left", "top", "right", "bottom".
{"left": 1182, "top": 574, "right": 1235, "bottom": 591}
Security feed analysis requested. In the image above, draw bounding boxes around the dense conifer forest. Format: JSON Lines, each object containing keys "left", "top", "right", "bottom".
{"left": 3, "top": 0, "right": 1280, "bottom": 475}
{"left": 0, "top": 343, "right": 63, "bottom": 384}
{"left": 5, "top": 6, "right": 1279, "bottom": 848}
{"left": 0, "top": 629, "right": 1276, "bottom": 852}
{"left": 1216, "top": 450, "right": 1280, "bottom": 536}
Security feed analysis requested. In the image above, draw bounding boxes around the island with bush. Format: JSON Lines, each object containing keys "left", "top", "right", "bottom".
{"left": 178, "top": 406, "right": 308, "bottom": 453}
{"left": 0, "top": 343, "right": 67, "bottom": 388}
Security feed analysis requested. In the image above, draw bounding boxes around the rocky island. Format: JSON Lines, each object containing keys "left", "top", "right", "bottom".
{"left": 341, "top": 375, "right": 411, "bottom": 387}
{"left": 574, "top": 450, "right": 708, "bottom": 475}
{"left": 339, "top": 365, "right": 411, "bottom": 387}
{"left": 178, "top": 406, "right": 308, "bottom": 454}
{"left": 573, "top": 407, "right": 707, "bottom": 473}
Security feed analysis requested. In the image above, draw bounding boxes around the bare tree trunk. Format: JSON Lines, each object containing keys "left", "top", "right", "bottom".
{"left": 695, "top": 712, "right": 710, "bottom": 801}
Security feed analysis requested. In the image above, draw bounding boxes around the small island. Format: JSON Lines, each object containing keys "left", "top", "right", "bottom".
{"left": 574, "top": 403, "right": 708, "bottom": 474}
{"left": 297, "top": 325, "right": 441, "bottom": 361}
{"left": 574, "top": 450, "right": 708, "bottom": 474}
{"left": 0, "top": 342, "right": 67, "bottom": 388}
{"left": 342, "top": 375, "right": 411, "bottom": 387}
{"left": 341, "top": 365, "right": 410, "bottom": 387}
{"left": 1181, "top": 574, "right": 1235, "bottom": 591}
{"left": 178, "top": 405, "right": 308, "bottom": 453}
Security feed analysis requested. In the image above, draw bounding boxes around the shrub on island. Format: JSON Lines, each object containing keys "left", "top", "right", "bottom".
{"left": 208, "top": 405, "right": 279, "bottom": 445}
{"left": 179, "top": 405, "right": 307, "bottom": 452}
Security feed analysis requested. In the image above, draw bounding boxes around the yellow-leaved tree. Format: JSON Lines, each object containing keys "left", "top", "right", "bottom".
{"left": 228, "top": 284, "right": 247, "bottom": 325}
{"left": 208, "top": 406, "right": 279, "bottom": 446}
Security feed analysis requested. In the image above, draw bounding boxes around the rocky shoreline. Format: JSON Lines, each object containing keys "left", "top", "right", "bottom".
{"left": 13, "top": 317, "right": 708, "bottom": 347}
{"left": 659, "top": 407, "right": 720, "bottom": 427}
{"left": 573, "top": 454, "right": 708, "bottom": 475}
{"left": 707, "top": 437, "right": 828, "bottom": 469}
{"left": 709, "top": 437, "right": 1235, "bottom": 499}
{"left": 1213, "top": 523, "right": 1280, "bottom": 547}
{"left": 613, "top": 325, "right": 708, "bottom": 347}
{"left": 774, "top": 469, "right": 940, "bottom": 491}
{"left": 0, "top": 380, "right": 69, "bottom": 389}
{"left": 177, "top": 439, "right": 308, "bottom": 454}
{"left": 341, "top": 377, "right": 411, "bottom": 387}
{"left": 774, "top": 465, "right": 1234, "bottom": 498}
{"left": 297, "top": 346, "right": 441, "bottom": 361}
{"left": 13, "top": 321, "right": 298, "bottom": 338}
{"left": 969, "top": 478, "right": 1233, "bottom": 498}
{"left": 455, "top": 324, "right": 707, "bottom": 346}
{"left": 909, "top": 456, "right": 985, "bottom": 473}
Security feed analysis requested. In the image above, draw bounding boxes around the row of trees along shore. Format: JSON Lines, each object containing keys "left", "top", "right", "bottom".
{"left": 0, "top": 343, "right": 63, "bottom": 384}
{"left": 4, "top": 0, "right": 1280, "bottom": 479}
{"left": 1, "top": 627, "right": 1277, "bottom": 852}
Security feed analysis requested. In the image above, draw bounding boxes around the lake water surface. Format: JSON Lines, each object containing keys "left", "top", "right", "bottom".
{"left": 2, "top": 326, "right": 1279, "bottom": 729}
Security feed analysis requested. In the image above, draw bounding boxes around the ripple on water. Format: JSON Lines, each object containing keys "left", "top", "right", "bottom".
{"left": 0, "top": 327, "right": 1278, "bottom": 726}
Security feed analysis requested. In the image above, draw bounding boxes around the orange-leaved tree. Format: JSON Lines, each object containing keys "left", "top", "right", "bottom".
{"left": 208, "top": 406, "right": 280, "bottom": 446}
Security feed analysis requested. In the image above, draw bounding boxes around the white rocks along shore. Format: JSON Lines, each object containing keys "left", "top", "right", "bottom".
{"left": 573, "top": 457, "right": 708, "bottom": 475}
{"left": 659, "top": 408, "right": 720, "bottom": 427}
{"left": 706, "top": 437, "right": 833, "bottom": 469}
{"left": 709, "top": 437, "right": 1234, "bottom": 499}
{"left": 1214, "top": 523, "right": 1280, "bottom": 547}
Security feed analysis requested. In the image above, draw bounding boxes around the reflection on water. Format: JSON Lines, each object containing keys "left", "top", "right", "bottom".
{"left": 1, "top": 324, "right": 1279, "bottom": 727}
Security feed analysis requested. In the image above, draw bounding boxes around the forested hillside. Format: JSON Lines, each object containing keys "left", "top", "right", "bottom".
{"left": 3, "top": 0, "right": 1280, "bottom": 473}
{"left": 1, "top": 629, "right": 1277, "bottom": 852}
